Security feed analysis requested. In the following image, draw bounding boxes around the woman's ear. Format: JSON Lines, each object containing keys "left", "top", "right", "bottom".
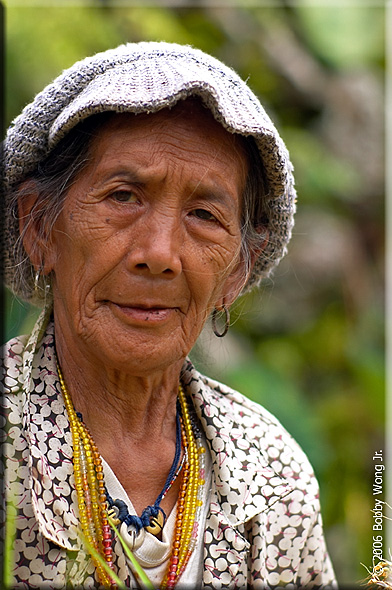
{"left": 217, "top": 264, "right": 247, "bottom": 310}
{"left": 249, "top": 225, "right": 270, "bottom": 267}
{"left": 18, "top": 181, "right": 56, "bottom": 274}
{"left": 217, "top": 227, "right": 270, "bottom": 309}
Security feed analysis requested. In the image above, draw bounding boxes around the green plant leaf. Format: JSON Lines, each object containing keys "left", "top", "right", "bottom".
{"left": 108, "top": 517, "right": 156, "bottom": 590}
{"left": 79, "top": 532, "right": 125, "bottom": 589}
{"left": 4, "top": 502, "right": 17, "bottom": 589}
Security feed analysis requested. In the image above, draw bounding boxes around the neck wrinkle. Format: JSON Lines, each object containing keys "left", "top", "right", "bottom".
{"left": 54, "top": 326, "right": 182, "bottom": 445}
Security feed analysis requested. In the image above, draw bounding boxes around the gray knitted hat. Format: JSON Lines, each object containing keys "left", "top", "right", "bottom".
{"left": 3, "top": 41, "right": 296, "bottom": 303}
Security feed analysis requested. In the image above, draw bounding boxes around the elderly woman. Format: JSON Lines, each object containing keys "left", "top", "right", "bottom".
{"left": 2, "top": 42, "right": 335, "bottom": 589}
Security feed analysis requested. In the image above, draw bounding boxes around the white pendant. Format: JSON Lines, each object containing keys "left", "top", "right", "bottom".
{"left": 119, "top": 521, "right": 146, "bottom": 550}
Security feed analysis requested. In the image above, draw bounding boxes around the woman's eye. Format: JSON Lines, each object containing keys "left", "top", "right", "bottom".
{"left": 192, "top": 208, "right": 217, "bottom": 221}
{"left": 111, "top": 191, "right": 138, "bottom": 203}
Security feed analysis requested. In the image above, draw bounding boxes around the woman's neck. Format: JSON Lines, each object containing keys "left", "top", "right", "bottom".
{"left": 54, "top": 325, "right": 183, "bottom": 448}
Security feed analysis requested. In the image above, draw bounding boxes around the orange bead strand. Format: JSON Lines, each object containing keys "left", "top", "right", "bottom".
{"left": 161, "top": 385, "right": 206, "bottom": 589}
{"left": 57, "top": 364, "right": 116, "bottom": 589}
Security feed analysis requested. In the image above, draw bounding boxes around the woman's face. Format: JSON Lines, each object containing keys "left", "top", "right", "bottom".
{"left": 46, "top": 103, "right": 249, "bottom": 375}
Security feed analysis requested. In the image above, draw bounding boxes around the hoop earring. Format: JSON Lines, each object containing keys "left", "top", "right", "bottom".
{"left": 212, "top": 306, "right": 230, "bottom": 338}
{"left": 34, "top": 264, "right": 50, "bottom": 295}
{"left": 34, "top": 268, "right": 41, "bottom": 292}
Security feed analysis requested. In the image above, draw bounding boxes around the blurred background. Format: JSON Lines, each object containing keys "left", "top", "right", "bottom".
{"left": 4, "top": 2, "right": 385, "bottom": 586}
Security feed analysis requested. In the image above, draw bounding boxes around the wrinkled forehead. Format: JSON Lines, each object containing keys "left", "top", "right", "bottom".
{"left": 66, "top": 101, "right": 250, "bottom": 217}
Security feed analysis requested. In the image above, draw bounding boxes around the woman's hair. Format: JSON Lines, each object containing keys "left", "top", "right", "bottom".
{"left": 10, "top": 111, "right": 269, "bottom": 301}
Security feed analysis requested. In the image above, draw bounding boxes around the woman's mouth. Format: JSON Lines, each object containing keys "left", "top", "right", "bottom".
{"left": 108, "top": 302, "right": 176, "bottom": 323}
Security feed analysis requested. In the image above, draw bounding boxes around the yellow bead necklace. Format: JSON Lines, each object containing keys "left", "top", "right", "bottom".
{"left": 162, "top": 385, "right": 206, "bottom": 589}
{"left": 58, "top": 364, "right": 116, "bottom": 588}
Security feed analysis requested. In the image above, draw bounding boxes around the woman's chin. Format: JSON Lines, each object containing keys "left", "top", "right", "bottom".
{"left": 80, "top": 310, "right": 189, "bottom": 375}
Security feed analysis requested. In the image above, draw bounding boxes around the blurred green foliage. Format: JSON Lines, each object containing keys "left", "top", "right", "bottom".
{"left": 4, "top": 2, "right": 385, "bottom": 585}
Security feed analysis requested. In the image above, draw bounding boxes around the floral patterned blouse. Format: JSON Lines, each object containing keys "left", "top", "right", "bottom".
{"left": 1, "top": 310, "right": 336, "bottom": 588}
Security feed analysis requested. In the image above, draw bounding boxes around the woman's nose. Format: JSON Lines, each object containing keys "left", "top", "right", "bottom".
{"left": 126, "top": 213, "right": 182, "bottom": 278}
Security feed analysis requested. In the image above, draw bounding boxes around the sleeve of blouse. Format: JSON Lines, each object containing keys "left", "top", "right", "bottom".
{"left": 295, "top": 507, "right": 337, "bottom": 588}
{"left": 245, "top": 490, "right": 336, "bottom": 589}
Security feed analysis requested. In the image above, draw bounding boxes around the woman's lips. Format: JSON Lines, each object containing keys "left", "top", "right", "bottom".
{"left": 109, "top": 302, "right": 176, "bottom": 323}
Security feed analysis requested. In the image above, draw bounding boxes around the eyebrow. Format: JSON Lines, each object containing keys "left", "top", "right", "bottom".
{"left": 97, "top": 169, "right": 144, "bottom": 185}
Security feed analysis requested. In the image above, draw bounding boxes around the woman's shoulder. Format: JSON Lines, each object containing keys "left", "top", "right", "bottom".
{"left": 1, "top": 333, "right": 29, "bottom": 396}
{"left": 2, "top": 311, "right": 53, "bottom": 395}
{"left": 194, "top": 367, "right": 295, "bottom": 431}
{"left": 188, "top": 364, "right": 318, "bottom": 485}
{"left": 2, "top": 333, "right": 29, "bottom": 363}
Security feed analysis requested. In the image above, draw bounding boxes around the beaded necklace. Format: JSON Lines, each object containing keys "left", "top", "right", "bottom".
{"left": 58, "top": 365, "right": 115, "bottom": 587}
{"left": 58, "top": 364, "right": 206, "bottom": 589}
{"left": 162, "top": 386, "right": 206, "bottom": 589}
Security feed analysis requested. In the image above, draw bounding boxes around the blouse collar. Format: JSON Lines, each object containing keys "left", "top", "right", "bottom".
{"left": 22, "top": 311, "right": 292, "bottom": 549}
